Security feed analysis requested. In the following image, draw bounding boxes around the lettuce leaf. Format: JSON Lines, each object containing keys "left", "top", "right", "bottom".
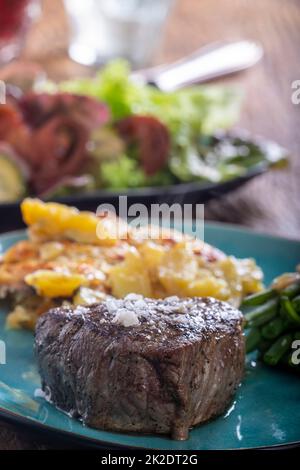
{"left": 58, "top": 60, "right": 241, "bottom": 139}
{"left": 100, "top": 154, "right": 175, "bottom": 189}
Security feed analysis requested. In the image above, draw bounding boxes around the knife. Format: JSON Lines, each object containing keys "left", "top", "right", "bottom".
{"left": 131, "top": 40, "right": 263, "bottom": 92}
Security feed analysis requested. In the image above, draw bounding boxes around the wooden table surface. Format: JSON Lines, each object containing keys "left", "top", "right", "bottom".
{"left": 1, "top": 0, "right": 300, "bottom": 450}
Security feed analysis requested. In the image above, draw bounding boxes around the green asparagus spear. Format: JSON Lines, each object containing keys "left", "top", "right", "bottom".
{"left": 245, "top": 327, "right": 262, "bottom": 353}
{"left": 264, "top": 334, "right": 293, "bottom": 366}
{"left": 243, "top": 270, "right": 300, "bottom": 372}
{"left": 292, "top": 295, "right": 300, "bottom": 313}
{"left": 261, "top": 316, "right": 285, "bottom": 340}
{"left": 280, "top": 280, "right": 300, "bottom": 299}
{"left": 241, "top": 288, "right": 276, "bottom": 308}
{"left": 244, "top": 298, "right": 278, "bottom": 327}
{"left": 280, "top": 296, "right": 300, "bottom": 325}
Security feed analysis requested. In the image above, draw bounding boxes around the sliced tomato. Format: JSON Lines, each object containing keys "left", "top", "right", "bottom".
{"left": 20, "top": 92, "right": 110, "bottom": 130}
{"left": 117, "top": 115, "right": 170, "bottom": 176}
{"left": 0, "top": 103, "right": 23, "bottom": 140}
{"left": 30, "top": 116, "right": 89, "bottom": 194}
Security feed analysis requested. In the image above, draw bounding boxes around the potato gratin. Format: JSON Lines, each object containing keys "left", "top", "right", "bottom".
{"left": 0, "top": 198, "right": 263, "bottom": 329}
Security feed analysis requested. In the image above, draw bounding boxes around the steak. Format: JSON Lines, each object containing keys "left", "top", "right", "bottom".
{"left": 35, "top": 295, "right": 245, "bottom": 440}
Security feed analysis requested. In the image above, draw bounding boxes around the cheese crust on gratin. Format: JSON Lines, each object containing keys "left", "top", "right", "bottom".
{"left": 0, "top": 199, "right": 263, "bottom": 329}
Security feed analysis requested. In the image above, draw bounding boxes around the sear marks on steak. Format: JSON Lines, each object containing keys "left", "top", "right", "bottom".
{"left": 35, "top": 295, "right": 245, "bottom": 440}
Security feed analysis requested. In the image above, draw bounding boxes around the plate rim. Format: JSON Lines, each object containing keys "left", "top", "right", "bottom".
{"left": 0, "top": 165, "right": 266, "bottom": 209}
{"left": 204, "top": 220, "right": 300, "bottom": 244}
{"left": 0, "top": 404, "right": 299, "bottom": 450}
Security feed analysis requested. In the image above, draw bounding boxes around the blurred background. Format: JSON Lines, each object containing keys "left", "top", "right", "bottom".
{"left": 0, "top": 0, "right": 299, "bottom": 238}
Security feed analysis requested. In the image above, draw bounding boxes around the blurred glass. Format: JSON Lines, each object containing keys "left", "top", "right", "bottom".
{"left": 0, "top": 0, "right": 40, "bottom": 65}
{"left": 64, "top": 0, "right": 174, "bottom": 68}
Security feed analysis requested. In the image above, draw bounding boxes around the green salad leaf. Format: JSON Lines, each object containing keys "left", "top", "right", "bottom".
{"left": 100, "top": 154, "right": 175, "bottom": 189}
{"left": 100, "top": 155, "right": 145, "bottom": 188}
{"left": 170, "top": 131, "right": 288, "bottom": 184}
{"left": 58, "top": 60, "right": 242, "bottom": 141}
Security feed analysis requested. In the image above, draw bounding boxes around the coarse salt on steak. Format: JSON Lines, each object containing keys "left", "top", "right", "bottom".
{"left": 35, "top": 295, "right": 245, "bottom": 440}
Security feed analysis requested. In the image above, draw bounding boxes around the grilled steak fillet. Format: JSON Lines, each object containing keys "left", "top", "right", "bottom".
{"left": 35, "top": 295, "right": 245, "bottom": 440}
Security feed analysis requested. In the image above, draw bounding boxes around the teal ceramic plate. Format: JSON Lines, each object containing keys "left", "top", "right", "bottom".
{"left": 0, "top": 225, "right": 299, "bottom": 450}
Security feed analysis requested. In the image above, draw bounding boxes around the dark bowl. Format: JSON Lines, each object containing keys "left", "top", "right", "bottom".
{"left": 0, "top": 165, "right": 265, "bottom": 233}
